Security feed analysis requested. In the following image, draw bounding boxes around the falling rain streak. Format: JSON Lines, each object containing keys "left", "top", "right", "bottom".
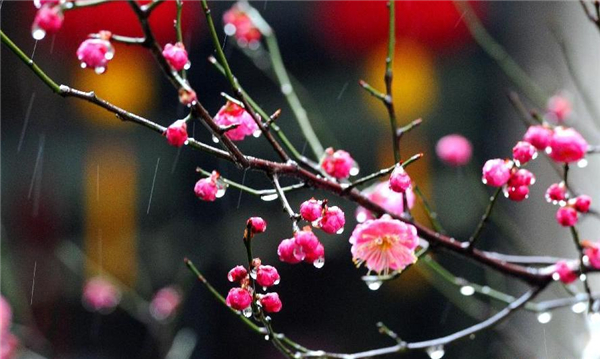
{"left": 18, "top": 92, "right": 36, "bottom": 153}
{"left": 147, "top": 157, "right": 161, "bottom": 214}
{"left": 28, "top": 134, "right": 45, "bottom": 217}
{"left": 237, "top": 169, "right": 248, "bottom": 210}
{"left": 336, "top": 81, "right": 349, "bottom": 101}
{"left": 30, "top": 261, "right": 37, "bottom": 305}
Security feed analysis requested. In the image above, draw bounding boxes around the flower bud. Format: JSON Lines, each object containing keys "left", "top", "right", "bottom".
{"left": 435, "top": 134, "right": 472, "bottom": 166}
{"left": 556, "top": 206, "right": 578, "bottom": 227}
{"left": 255, "top": 265, "right": 280, "bottom": 287}
{"left": 162, "top": 42, "right": 190, "bottom": 71}
{"left": 545, "top": 183, "right": 567, "bottom": 203}
{"left": 389, "top": 165, "right": 411, "bottom": 193}
{"left": 259, "top": 293, "right": 282, "bottom": 313}
{"left": 523, "top": 125, "right": 552, "bottom": 150}
{"left": 512, "top": 141, "right": 537, "bottom": 165}
{"left": 548, "top": 127, "right": 588, "bottom": 163}
{"left": 482, "top": 159, "right": 512, "bottom": 187}
{"left": 225, "top": 288, "right": 252, "bottom": 311}
{"left": 554, "top": 261, "right": 577, "bottom": 284}
{"left": 319, "top": 206, "right": 345, "bottom": 234}
{"left": 321, "top": 147, "right": 356, "bottom": 179}
{"left": 165, "top": 119, "right": 188, "bottom": 147}
{"left": 247, "top": 217, "right": 267, "bottom": 234}
{"left": 300, "top": 198, "right": 322, "bottom": 222}
{"left": 32, "top": 5, "right": 63, "bottom": 40}
{"left": 227, "top": 265, "right": 248, "bottom": 283}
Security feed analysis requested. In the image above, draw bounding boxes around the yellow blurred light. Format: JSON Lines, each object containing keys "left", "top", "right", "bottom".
{"left": 71, "top": 46, "right": 157, "bottom": 127}
{"left": 362, "top": 39, "right": 438, "bottom": 125}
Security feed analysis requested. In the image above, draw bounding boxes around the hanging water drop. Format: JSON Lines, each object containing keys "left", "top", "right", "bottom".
{"left": 274, "top": 278, "right": 281, "bottom": 285}
{"left": 264, "top": 335, "right": 270, "bottom": 341}
{"left": 313, "top": 257, "right": 325, "bottom": 269}
{"left": 262, "top": 286, "right": 267, "bottom": 291}
{"left": 356, "top": 211, "right": 368, "bottom": 223}
{"left": 32, "top": 28, "right": 46, "bottom": 41}
{"left": 80, "top": 62, "right": 87, "bottom": 69}
{"left": 250, "top": 268, "right": 257, "bottom": 280}
{"left": 349, "top": 164, "right": 360, "bottom": 176}
{"left": 212, "top": 135, "right": 220, "bottom": 143}
{"left": 367, "top": 280, "right": 383, "bottom": 291}
{"left": 260, "top": 193, "right": 279, "bottom": 202}
{"left": 572, "top": 302, "right": 587, "bottom": 314}
{"left": 242, "top": 307, "right": 252, "bottom": 318}
{"left": 577, "top": 159, "right": 588, "bottom": 168}
{"left": 94, "top": 66, "right": 106, "bottom": 75}
{"left": 426, "top": 345, "right": 445, "bottom": 359}
{"left": 183, "top": 61, "right": 191, "bottom": 70}
{"left": 216, "top": 186, "right": 227, "bottom": 198}
{"left": 460, "top": 285, "right": 475, "bottom": 296}
{"left": 336, "top": 227, "right": 344, "bottom": 235}
{"left": 253, "top": 129, "right": 262, "bottom": 138}
{"left": 537, "top": 312, "right": 552, "bottom": 324}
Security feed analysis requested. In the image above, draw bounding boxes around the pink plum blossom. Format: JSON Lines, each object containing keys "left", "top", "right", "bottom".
{"left": 583, "top": 242, "right": 600, "bottom": 269}
{"left": 556, "top": 206, "right": 578, "bottom": 227}
{"left": 548, "top": 127, "right": 588, "bottom": 163}
{"left": 0, "top": 296, "right": 11, "bottom": 335}
{"left": 179, "top": 88, "right": 197, "bottom": 107}
{"left": 162, "top": 42, "right": 190, "bottom": 71}
{"left": 321, "top": 148, "right": 357, "bottom": 179}
{"left": 523, "top": 125, "right": 553, "bottom": 150}
{"left": 259, "top": 293, "right": 282, "bottom": 313}
{"left": 573, "top": 195, "right": 592, "bottom": 213}
{"left": 507, "top": 169, "right": 535, "bottom": 187}
{"left": 165, "top": 119, "right": 188, "bottom": 147}
{"left": 318, "top": 206, "right": 345, "bottom": 234}
{"left": 303, "top": 242, "right": 325, "bottom": 265}
{"left": 482, "top": 159, "right": 512, "bottom": 187}
{"left": 355, "top": 181, "right": 415, "bottom": 223}
{"left": 255, "top": 265, "right": 280, "bottom": 287}
{"left": 227, "top": 265, "right": 248, "bottom": 283}
{"left": 194, "top": 171, "right": 223, "bottom": 201}
{"left": 223, "top": 4, "right": 262, "bottom": 48}
{"left": 149, "top": 287, "right": 181, "bottom": 321}
{"left": 225, "top": 288, "right": 252, "bottom": 311}
{"left": 349, "top": 214, "right": 419, "bottom": 275}
{"left": 512, "top": 141, "right": 537, "bottom": 165}
{"left": 214, "top": 101, "right": 258, "bottom": 141}
{"left": 554, "top": 261, "right": 578, "bottom": 284}
{"left": 32, "top": 5, "right": 63, "bottom": 40}
{"left": 389, "top": 165, "right": 411, "bottom": 193}
{"left": 76, "top": 34, "right": 114, "bottom": 74}
{"left": 506, "top": 185, "right": 529, "bottom": 202}
{"left": 82, "top": 277, "right": 121, "bottom": 313}
{"left": 300, "top": 198, "right": 323, "bottom": 222}
{"left": 546, "top": 183, "right": 567, "bottom": 203}
{"left": 247, "top": 217, "right": 267, "bottom": 234}
{"left": 277, "top": 238, "right": 304, "bottom": 264}
{"left": 435, "top": 134, "right": 472, "bottom": 166}
{"left": 294, "top": 229, "right": 319, "bottom": 254}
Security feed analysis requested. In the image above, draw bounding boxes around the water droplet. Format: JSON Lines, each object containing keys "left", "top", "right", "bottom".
{"left": 250, "top": 269, "right": 257, "bottom": 280}
{"left": 293, "top": 353, "right": 302, "bottom": 359}
{"left": 572, "top": 302, "right": 587, "bottom": 314}
{"left": 356, "top": 211, "right": 368, "bottom": 223}
{"left": 224, "top": 23, "right": 236, "bottom": 36}
{"left": 80, "top": 62, "right": 87, "bottom": 69}
{"left": 577, "top": 159, "right": 588, "bottom": 168}
{"left": 253, "top": 129, "right": 262, "bottom": 138}
{"left": 281, "top": 84, "right": 293, "bottom": 95}
{"left": 336, "top": 227, "right": 344, "bottom": 235}
{"left": 212, "top": 135, "right": 220, "bottom": 143}
{"left": 260, "top": 193, "right": 279, "bottom": 202}
{"left": 105, "top": 48, "right": 114, "bottom": 60}
{"left": 313, "top": 257, "right": 325, "bottom": 269}
{"left": 590, "top": 312, "right": 600, "bottom": 323}
{"left": 183, "top": 61, "right": 191, "bottom": 70}
{"left": 273, "top": 278, "right": 280, "bottom": 285}
{"left": 216, "top": 186, "right": 227, "bottom": 198}
{"left": 264, "top": 335, "right": 270, "bottom": 341}
{"left": 32, "top": 28, "right": 46, "bottom": 40}
{"left": 580, "top": 274, "right": 587, "bottom": 281}
{"left": 184, "top": 139, "right": 189, "bottom": 145}
{"left": 537, "top": 312, "right": 552, "bottom": 324}
{"left": 242, "top": 307, "right": 252, "bottom": 318}
{"left": 349, "top": 165, "right": 360, "bottom": 176}
{"left": 426, "top": 345, "right": 445, "bottom": 359}
{"left": 33, "top": 0, "right": 42, "bottom": 8}
{"left": 367, "top": 280, "right": 382, "bottom": 291}
{"left": 481, "top": 178, "right": 488, "bottom": 185}
{"left": 262, "top": 286, "right": 267, "bottom": 291}
{"left": 248, "top": 40, "right": 260, "bottom": 51}
{"left": 94, "top": 66, "right": 106, "bottom": 74}
{"left": 552, "top": 273, "right": 561, "bottom": 281}
{"left": 469, "top": 334, "right": 476, "bottom": 340}
{"left": 460, "top": 285, "right": 475, "bottom": 296}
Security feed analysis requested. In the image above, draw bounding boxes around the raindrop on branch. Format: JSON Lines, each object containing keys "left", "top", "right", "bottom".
{"left": 426, "top": 345, "right": 445, "bottom": 359}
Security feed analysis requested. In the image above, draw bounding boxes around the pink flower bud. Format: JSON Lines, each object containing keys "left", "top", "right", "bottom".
{"left": 546, "top": 95, "right": 572, "bottom": 123}
{"left": 225, "top": 288, "right": 252, "bottom": 311}
{"left": 321, "top": 147, "right": 357, "bottom": 179}
{"left": 165, "top": 119, "right": 188, "bottom": 147}
{"left": 523, "top": 125, "right": 553, "bottom": 150}
{"left": 554, "top": 261, "right": 578, "bottom": 284}
{"left": 506, "top": 185, "right": 529, "bottom": 202}
{"left": 179, "top": 88, "right": 197, "bottom": 107}
{"left": 277, "top": 238, "right": 303, "bottom": 264}
{"left": 482, "top": 159, "right": 512, "bottom": 187}
{"left": 194, "top": 172, "right": 222, "bottom": 202}
{"left": 545, "top": 183, "right": 567, "bottom": 203}
{"left": 573, "top": 195, "right": 592, "bottom": 213}
{"left": 214, "top": 101, "right": 259, "bottom": 141}
{"left": 548, "top": 127, "right": 588, "bottom": 163}
{"left": 247, "top": 217, "right": 267, "bottom": 234}
{"left": 294, "top": 229, "right": 319, "bottom": 253}
{"left": 32, "top": 5, "right": 63, "bottom": 40}
{"left": 255, "top": 265, "right": 280, "bottom": 287}
{"left": 162, "top": 42, "right": 190, "bottom": 71}
{"left": 512, "top": 141, "right": 537, "bottom": 166}
{"left": 76, "top": 37, "right": 115, "bottom": 74}
{"left": 223, "top": 4, "right": 262, "bottom": 48}
{"left": 82, "top": 277, "right": 121, "bottom": 313}
{"left": 507, "top": 169, "right": 535, "bottom": 187}
{"left": 319, "top": 206, "right": 345, "bottom": 234}
{"left": 300, "top": 198, "right": 323, "bottom": 222}
{"left": 259, "top": 293, "right": 282, "bottom": 313}
{"left": 303, "top": 242, "right": 325, "bottom": 265}
{"left": 389, "top": 165, "right": 411, "bottom": 193}
{"left": 435, "top": 134, "right": 472, "bottom": 166}
{"left": 584, "top": 242, "right": 600, "bottom": 269}
{"left": 149, "top": 287, "right": 181, "bottom": 321}
{"left": 34, "top": 0, "right": 60, "bottom": 9}
{"left": 227, "top": 265, "right": 248, "bottom": 283}
{"left": 556, "top": 206, "right": 578, "bottom": 227}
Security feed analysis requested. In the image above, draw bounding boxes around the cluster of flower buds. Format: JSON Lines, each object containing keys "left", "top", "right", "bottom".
{"left": 523, "top": 125, "right": 588, "bottom": 164}
{"left": 547, "top": 183, "right": 592, "bottom": 227}
{"left": 162, "top": 42, "right": 190, "bottom": 72}
{"left": 165, "top": 119, "right": 188, "bottom": 147}
{"left": 223, "top": 3, "right": 262, "bottom": 49}
{"left": 320, "top": 147, "right": 359, "bottom": 180}
{"left": 552, "top": 241, "right": 600, "bottom": 284}
{"left": 299, "top": 198, "right": 345, "bottom": 234}
{"left": 149, "top": 286, "right": 181, "bottom": 322}
{"left": 32, "top": 0, "right": 64, "bottom": 40}
{"left": 226, "top": 259, "right": 282, "bottom": 315}
{"left": 435, "top": 134, "right": 472, "bottom": 167}
{"left": 82, "top": 276, "right": 121, "bottom": 314}
{"left": 76, "top": 31, "right": 115, "bottom": 74}
{"left": 482, "top": 159, "right": 536, "bottom": 202}
{"left": 194, "top": 171, "right": 227, "bottom": 202}
{"left": 214, "top": 101, "right": 260, "bottom": 141}
{"left": 389, "top": 164, "right": 411, "bottom": 193}
{"left": 278, "top": 227, "right": 325, "bottom": 268}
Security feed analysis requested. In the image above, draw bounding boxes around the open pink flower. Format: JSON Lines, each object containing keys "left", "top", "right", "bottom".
{"left": 435, "top": 134, "right": 472, "bottom": 166}
{"left": 149, "top": 287, "right": 181, "bottom": 321}
{"left": 162, "top": 42, "right": 190, "bottom": 71}
{"left": 83, "top": 277, "right": 121, "bottom": 313}
{"left": 349, "top": 215, "right": 419, "bottom": 275}
{"left": 355, "top": 181, "right": 415, "bottom": 223}
{"left": 321, "top": 148, "right": 356, "bottom": 179}
{"left": 214, "top": 101, "right": 258, "bottom": 141}
{"left": 548, "top": 127, "right": 588, "bottom": 163}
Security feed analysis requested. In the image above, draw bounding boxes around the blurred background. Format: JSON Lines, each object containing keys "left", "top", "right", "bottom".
{"left": 2, "top": 1, "right": 600, "bottom": 358}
